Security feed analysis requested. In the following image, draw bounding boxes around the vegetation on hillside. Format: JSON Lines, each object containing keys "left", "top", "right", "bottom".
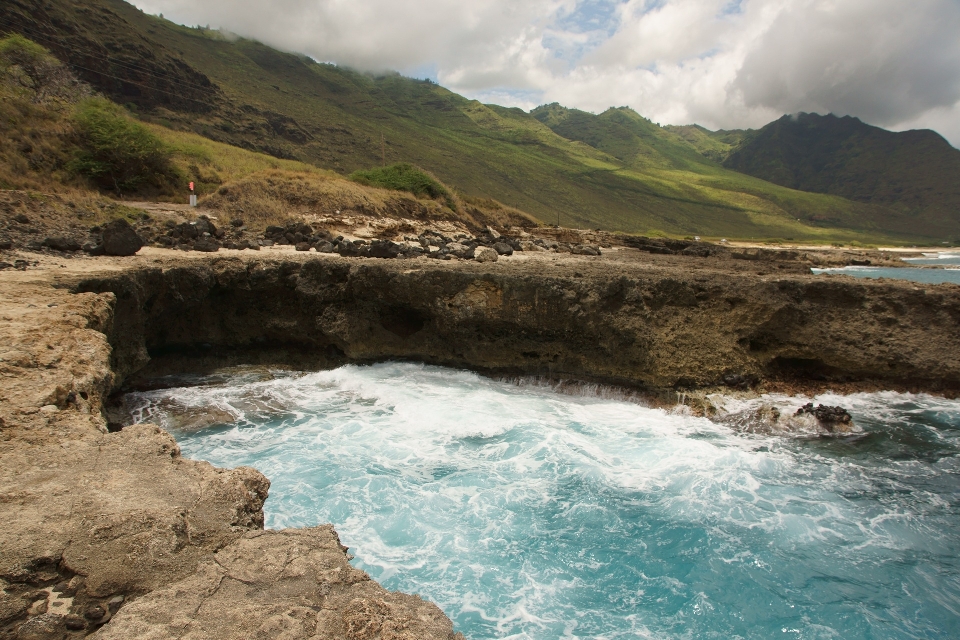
{"left": 69, "top": 97, "right": 181, "bottom": 194}
{"left": 201, "top": 169, "right": 536, "bottom": 231}
{"left": 349, "top": 163, "right": 456, "bottom": 210}
{"left": 0, "top": 0, "right": 957, "bottom": 241}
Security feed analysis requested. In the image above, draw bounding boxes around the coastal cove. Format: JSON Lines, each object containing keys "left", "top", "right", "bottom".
{"left": 124, "top": 362, "right": 960, "bottom": 639}
{"left": 2, "top": 247, "right": 959, "bottom": 639}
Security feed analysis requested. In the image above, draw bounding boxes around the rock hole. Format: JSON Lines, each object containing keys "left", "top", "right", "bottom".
{"left": 379, "top": 306, "right": 426, "bottom": 339}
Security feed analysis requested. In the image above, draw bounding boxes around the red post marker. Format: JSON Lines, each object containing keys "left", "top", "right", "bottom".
{"left": 189, "top": 181, "right": 195, "bottom": 192}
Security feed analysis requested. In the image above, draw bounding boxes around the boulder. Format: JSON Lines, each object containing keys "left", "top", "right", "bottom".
{"left": 295, "top": 242, "right": 312, "bottom": 252}
{"left": 368, "top": 240, "right": 402, "bottom": 259}
{"left": 193, "top": 237, "right": 220, "bottom": 253}
{"left": 473, "top": 246, "right": 499, "bottom": 263}
{"left": 493, "top": 242, "right": 514, "bottom": 256}
{"left": 101, "top": 219, "right": 143, "bottom": 257}
{"left": 795, "top": 403, "right": 853, "bottom": 433}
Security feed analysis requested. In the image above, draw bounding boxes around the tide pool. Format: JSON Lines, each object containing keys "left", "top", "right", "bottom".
{"left": 124, "top": 363, "right": 960, "bottom": 639}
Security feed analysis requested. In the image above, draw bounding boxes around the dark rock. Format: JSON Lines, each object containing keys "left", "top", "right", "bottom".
{"left": 14, "top": 213, "right": 30, "bottom": 224}
{"left": 84, "top": 605, "right": 106, "bottom": 621}
{"left": 0, "top": 261, "right": 12, "bottom": 270}
{"left": 795, "top": 403, "right": 853, "bottom": 432}
{"left": 42, "top": 237, "right": 81, "bottom": 252}
{"left": 493, "top": 242, "right": 514, "bottom": 256}
{"left": 368, "top": 240, "right": 401, "bottom": 259}
{"left": 230, "top": 218, "right": 245, "bottom": 227}
{"left": 168, "top": 222, "right": 197, "bottom": 241}
{"left": 194, "top": 216, "right": 219, "bottom": 238}
{"left": 315, "top": 241, "right": 335, "bottom": 253}
{"left": 295, "top": 242, "right": 311, "bottom": 252}
{"left": 722, "top": 373, "right": 751, "bottom": 389}
{"left": 193, "top": 237, "right": 220, "bottom": 253}
{"left": 63, "top": 615, "right": 86, "bottom": 631}
{"left": 850, "top": 259, "right": 872, "bottom": 266}
{"left": 101, "top": 219, "right": 143, "bottom": 257}
{"left": 337, "top": 241, "right": 370, "bottom": 258}
{"left": 0, "top": 238, "right": 13, "bottom": 250}
{"left": 82, "top": 242, "right": 105, "bottom": 256}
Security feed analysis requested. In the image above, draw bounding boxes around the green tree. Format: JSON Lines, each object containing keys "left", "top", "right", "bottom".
{"left": 70, "top": 97, "right": 180, "bottom": 194}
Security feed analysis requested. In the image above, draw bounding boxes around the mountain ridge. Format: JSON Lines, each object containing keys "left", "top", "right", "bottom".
{"left": 0, "top": 0, "right": 955, "bottom": 241}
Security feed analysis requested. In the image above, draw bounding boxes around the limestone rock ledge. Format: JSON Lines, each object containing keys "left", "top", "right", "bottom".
{"left": 0, "top": 270, "right": 459, "bottom": 639}
{"left": 92, "top": 527, "right": 457, "bottom": 640}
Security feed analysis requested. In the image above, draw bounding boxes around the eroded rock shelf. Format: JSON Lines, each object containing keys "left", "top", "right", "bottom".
{"left": 1, "top": 248, "right": 958, "bottom": 639}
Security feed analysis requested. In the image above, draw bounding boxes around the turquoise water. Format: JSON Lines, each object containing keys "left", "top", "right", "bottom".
{"left": 125, "top": 363, "right": 960, "bottom": 639}
{"left": 811, "top": 264, "right": 960, "bottom": 285}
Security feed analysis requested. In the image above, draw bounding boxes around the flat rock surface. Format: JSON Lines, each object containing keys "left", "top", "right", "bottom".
{"left": 92, "top": 527, "right": 458, "bottom": 640}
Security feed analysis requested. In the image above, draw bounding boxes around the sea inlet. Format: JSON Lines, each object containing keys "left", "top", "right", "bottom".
{"left": 124, "top": 362, "right": 960, "bottom": 639}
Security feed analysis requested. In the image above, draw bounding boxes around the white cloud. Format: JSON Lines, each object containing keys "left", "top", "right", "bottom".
{"left": 131, "top": 0, "right": 960, "bottom": 146}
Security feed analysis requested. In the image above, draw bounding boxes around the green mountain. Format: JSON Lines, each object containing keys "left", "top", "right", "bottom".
{"left": 721, "top": 113, "right": 960, "bottom": 237}
{"left": 0, "top": 0, "right": 953, "bottom": 241}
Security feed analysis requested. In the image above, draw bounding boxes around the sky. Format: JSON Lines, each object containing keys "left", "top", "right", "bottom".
{"left": 131, "top": 0, "right": 960, "bottom": 146}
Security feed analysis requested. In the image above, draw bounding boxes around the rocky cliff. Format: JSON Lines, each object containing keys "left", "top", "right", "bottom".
{"left": 75, "top": 252, "right": 960, "bottom": 394}
{"left": 2, "top": 247, "right": 958, "bottom": 639}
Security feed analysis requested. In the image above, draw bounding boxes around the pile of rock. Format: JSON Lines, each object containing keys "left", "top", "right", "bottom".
{"left": 260, "top": 221, "right": 331, "bottom": 251}
{"left": 154, "top": 215, "right": 248, "bottom": 252}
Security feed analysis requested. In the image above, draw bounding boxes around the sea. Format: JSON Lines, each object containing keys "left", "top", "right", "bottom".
{"left": 123, "top": 362, "right": 960, "bottom": 639}
{"left": 811, "top": 251, "right": 960, "bottom": 285}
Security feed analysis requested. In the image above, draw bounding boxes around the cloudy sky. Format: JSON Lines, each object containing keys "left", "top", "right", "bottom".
{"left": 132, "top": 0, "right": 960, "bottom": 146}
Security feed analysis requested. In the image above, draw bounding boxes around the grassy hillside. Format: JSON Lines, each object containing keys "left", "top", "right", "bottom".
{"left": 0, "top": 0, "right": 952, "bottom": 241}
{"left": 723, "top": 113, "right": 960, "bottom": 237}
{"left": 663, "top": 124, "right": 747, "bottom": 163}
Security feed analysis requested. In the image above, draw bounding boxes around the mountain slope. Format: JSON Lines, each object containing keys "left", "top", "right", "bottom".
{"left": 0, "top": 0, "right": 949, "bottom": 241}
{"left": 723, "top": 113, "right": 960, "bottom": 236}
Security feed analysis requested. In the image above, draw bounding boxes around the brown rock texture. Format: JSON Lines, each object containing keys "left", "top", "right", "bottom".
{"left": 93, "top": 527, "right": 458, "bottom": 640}
{"left": 1, "top": 245, "right": 958, "bottom": 638}
{"left": 0, "top": 257, "right": 462, "bottom": 639}
{"left": 73, "top": 250, "right": 960, "bottom": 393}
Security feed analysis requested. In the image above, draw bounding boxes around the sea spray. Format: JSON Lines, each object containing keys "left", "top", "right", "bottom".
{"left": 124, "top": 362, "right": 960, "bottom": 639}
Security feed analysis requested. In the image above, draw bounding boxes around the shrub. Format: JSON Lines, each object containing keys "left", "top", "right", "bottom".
{"left": 349, "top": 163, "right": 456, "bottom": 210}
{"left": 70, "top": 97, "right": 181, "bottom": 194}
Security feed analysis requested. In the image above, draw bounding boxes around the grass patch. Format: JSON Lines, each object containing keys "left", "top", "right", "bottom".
{"left": 349, "top": 163, "right": 456, "bottom": 210}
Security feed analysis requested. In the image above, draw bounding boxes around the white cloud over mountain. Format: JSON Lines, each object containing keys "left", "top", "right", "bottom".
{"left": 132, "top": 0, "right": 960, "bottom": 146}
